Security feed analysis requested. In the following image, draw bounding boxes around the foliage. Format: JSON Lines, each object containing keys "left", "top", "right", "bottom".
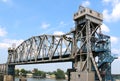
{"left": 54, "top": 69, "right": 65, "bottom": 79}
{"left": 20, "top": 69, "right": 28, "bottom": 75}
{"left": 15, "top": 69, "right": 19, "bottom": 76}
{"left": 113, "top": 75, "right": 120, "bottom": 79}
{"left": 15, "top": 69, "right": 32, "bottom": 76}
{"left": 46, "top": 72, "right": 53, "bottom": 75}
{"left": 65, "top": 71, "right": 68, "bottom": 76}
{"left": 15, "top": 68, "right": 66, "bottom": 79}
{"left": 33, "top": 68, "right": 46, "bottom": 78}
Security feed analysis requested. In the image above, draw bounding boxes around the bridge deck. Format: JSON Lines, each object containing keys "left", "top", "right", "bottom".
{"left": 8, "top": 54, "right": 74, "bottom": 65}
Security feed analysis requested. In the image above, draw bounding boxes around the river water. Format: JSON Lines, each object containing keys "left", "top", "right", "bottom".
{"left": 15, "top": 78, "right": 67, "bottom": 81}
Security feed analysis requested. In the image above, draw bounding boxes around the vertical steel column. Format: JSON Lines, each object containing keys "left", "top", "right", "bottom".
{"left": 86, "top": 20, "right": 92, "bottom": 72}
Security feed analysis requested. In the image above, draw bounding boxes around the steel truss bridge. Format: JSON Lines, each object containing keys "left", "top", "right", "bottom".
{"left": 0, "top": 6, "right": 115, "bottom": 81}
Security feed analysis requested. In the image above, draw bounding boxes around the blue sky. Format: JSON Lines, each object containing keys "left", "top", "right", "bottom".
{"left": 0, "top": 0, "right": 120, "bottom": 73}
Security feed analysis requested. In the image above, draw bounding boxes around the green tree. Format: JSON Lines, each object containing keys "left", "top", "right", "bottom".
{"left": 40, "top": 71, "right": 46, "bottom": 78}
{"left": 65, "top": 71, "right": 68, "bottom": 76}
{"left": 33, "top": 69, "right": 46, "bottom": 78}
{"left": 15, "top": 69, "right": 19, "bottom": 76}
{"left": 27, "top": 70, "right": 32, "bottom": 73}
{"left": 55, "top": 69, "right": 65, "bottom": 79}
{"left": 47, "top": 72, "right": 52, "bottom": 75}
{"left": 20, "top": 69, "right": 27, "bottom": 75}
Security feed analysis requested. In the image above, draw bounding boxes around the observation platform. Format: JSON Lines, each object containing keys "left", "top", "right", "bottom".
{"left": 74, "top": 6, "right": 103, "bottom": 24}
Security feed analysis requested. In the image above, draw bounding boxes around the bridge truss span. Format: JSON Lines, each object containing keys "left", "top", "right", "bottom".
{"left": 8, "top": 34, "right": 77, "bottom": 64}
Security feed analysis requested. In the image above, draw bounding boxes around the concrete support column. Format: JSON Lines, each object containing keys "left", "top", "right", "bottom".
{"left": 7, "top": 65, "right": 15, "bottom": 75}
{"left": 0, "top": 74, "right": 3, "bottom": 81}
{"left": 4, "top": 75, "right": 14, "bottom": 81}
{"left": 6, "top": 65, "right": 15, "bottom": 81}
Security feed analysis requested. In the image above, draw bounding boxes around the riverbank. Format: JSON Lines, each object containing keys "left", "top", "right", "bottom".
{"left": 15, "top": 77, "right": 67, "bottom": 81}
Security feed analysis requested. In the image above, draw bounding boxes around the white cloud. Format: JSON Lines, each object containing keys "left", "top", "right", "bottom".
{"left": 81, "top": 0, "right": 90, "bottom": 7}
{"left": 0, "top": 39, "right": 24, "bottom": 49}
{"left": 111, "top": 36, "right": 119, "bottom": 44}
{"left": 3, "top": 39, "right": 24, "bottom": 46}
{"left": 0, "top": 0, "right": 13, "bottom": 5}
{"left": 112, "top": 48, "right": 120, "bottom": 54}
{"left": 103, "top": 0, "right": 111, "bottom": 3}
{"left": 1, "top": 0, "right": 12, "bottom": 3}
{"left": 53, "top": 31, "right": 64, "bottom": 35}
{"left": 58, "top": 21, "right": 68, "bottom": 28}
{"left": 2, "top": 0, "right": 8, "bottom": 3}
{"left": 112, "top": 49, "right": 120, "bottom": 54}
{"left": 101, "top": 23, "right": 110, "bottom": 33}
{"left": 41, "top": 22, "right": 50, "bottom": 29}
{"left": 59, "top": 21, "right": 67, "bottom": 26}
{"left": 0, "top": 43, "right": 10, "bottom": 49}
{"left": 0, "top": 27, "right": 7, "bottom": 37}
{"left": 118, "top": 57, "right": 120, "bottom": 59}
{"left": 110, "top": 36, "right": 120, "bottom": 57}
{"left": 102, "top": 0, "right": 120, "bottom": 22}
{"left": 111, "top": 48, "right": 120, "bottom": 59}
{"left": 60, "top": 21, "right": 65, "bottom": 25}
{"left": 103, "top": 0, "right": 120, "bottom": 5}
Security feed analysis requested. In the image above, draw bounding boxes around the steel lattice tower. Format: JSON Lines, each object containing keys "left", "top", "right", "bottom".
{"left": 68, "top": 6, "right": 114, "bottom": 81}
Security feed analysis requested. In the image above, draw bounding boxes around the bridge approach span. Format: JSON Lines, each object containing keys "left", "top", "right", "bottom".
{"left": 0, "top": 64, "right": 7, "bottom": 74}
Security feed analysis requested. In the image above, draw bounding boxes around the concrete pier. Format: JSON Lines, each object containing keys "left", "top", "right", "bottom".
{"left": 0, "top": 74, "right": 3, "bottom": 81}
{"left": 4, "top": 75, "right": 14, "bottom": 81}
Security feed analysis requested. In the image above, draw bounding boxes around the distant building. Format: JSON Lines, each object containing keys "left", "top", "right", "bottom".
{"left": 32, "top": 68, "right": 38, "bottom": 73}
{"left": 26, "top": 73, "right": 33, "bottom": 78}
{"left": 46, "top": 74, "right": 51, "bottom": 79}
{"left": 46, "top": 74, "right": 55, "bottom": 79}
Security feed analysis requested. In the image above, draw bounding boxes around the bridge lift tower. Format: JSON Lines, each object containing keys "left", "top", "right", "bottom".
{"left": 68, "top": 6, "right": 114, "bottom": 81}
{"left": 3, "top": 5, "right": 114, "bottom": 81}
